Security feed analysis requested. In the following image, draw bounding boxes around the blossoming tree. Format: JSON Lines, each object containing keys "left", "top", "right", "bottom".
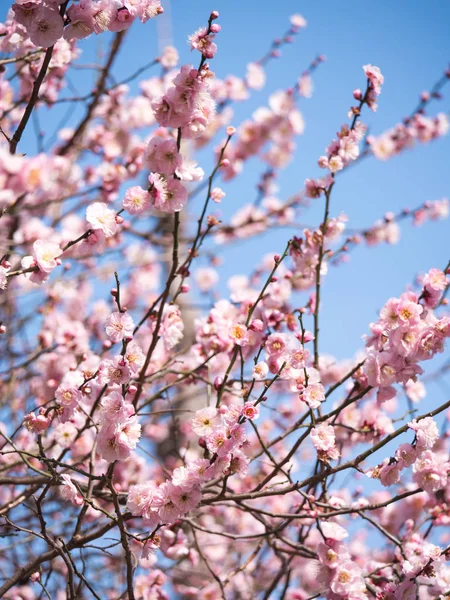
{"left": 0, "top": 2, "right": 450, "bottom": 599}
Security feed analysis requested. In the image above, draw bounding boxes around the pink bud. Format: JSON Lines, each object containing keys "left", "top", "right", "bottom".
{"left": 0, "top": 324, "right": 6, "bottom": 335}
{"left": 271, "top": 49, "right": 281, "bottom": 58}
{"left": 210, "top": 23, "right": 221, "bottom": 33}
{"left": 116, "top": 215, "right": 124, "bottom": 224}
{"left": 30, "top": 572, "right": 40, "bottom": 583}
{"left": 353, "top": 88, "right": 363, "bottom": 100}
{"left": 103, "top": 340, "right": 112, "bottom": 349}
{"left": 110, "top": 288, "right": 118, "bottom": 296}
{"left": 214, "top": 376, "right": 223, "bottom": 390}
{"left": 1, "top": 260, "right": 11, "bottom": 269}
{"left": 249, "top": 319, "right": 263, "bottom": 332}
{"left": 128, "top": 384, "right": 138, "bottom": 395}
{"left": 270, "top": 276, "right": 278, "bottom": 282}
{"left": 226, "top": 126, "right": 236, "bottom": 136}
{"left": 210, "top": 10, "right": 219, "bottom": 19}
{"left": 220, "top": 158, "right": 230, "bottom": 168}
{"left": 274, "top": 254, "right": 281, "bottom": 262}
{"left": 180, "top": 284, "right": 190, "bottom": 293}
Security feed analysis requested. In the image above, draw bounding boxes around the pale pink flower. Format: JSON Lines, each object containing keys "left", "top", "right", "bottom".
{"left": 330, "top": 560, "right": 365, "bottom": 596}
{"left": 97, "top": 415, "right": 141, "bottom": 462}
{"left": 246, "top": 62, "right": 265, "bottom": 91}
{"left": 206, "top": 428, "right": 233, "bottom": 457}
{"left": 98, "top": 391, "right": 134, "bottom": 424}
{"left": 378, "top": 458, "right": 402, "bottom": 487}
{"left": 175, "top": 157, "right": 204, "bottom": 182}
{"left": 153, "top": 177, "right": 187, "bottom": 213}
{"left": 328, "top": 155, "right": 344, "bottom": 173}
{"left": 124, "top": 342, "right": 145, "bottom": 373}
{"left": 127, "top": 482, "right": 160, "bottom": 523}
{"left": 159, "top": 45, "right": 179, "bottom": 69}
{"left": 412, "top": 450, "right": 449, "bottom": 492}
{"left": 98, "top": 356, "right": 131, "bottom": 385}
{"left": 321, "top": 521, "right": 348, "bottom": 541}
{"left": 60, "top": 475, "right": 84, "bottom": 506}
{"left": 300, "top": 383, "right": 325, "bottom": 409}
{"left": 123, "top": 186, "right": 150, "bottom": 214}
{"left": 153, "top": 482, "right": 182, "bottom": 522}
{"left": 32, "top": 239, "right": 62, "bottom": 273}
{"left": 64, "top": 3, "right": 95, "bottom": 40}
{"left": 28, "top": 6, "right": 64, "bottom": 48}
{"left": 363, "top": 64, "right": 384, "bottom": 94}
{"left": 0, "top": 265, "right": 10, "bottom": 290}
{"left": 146, "top": 137, "right": 181, "bottom": 175}
{"left": 105, "top": 311, "right": 135, "bottom": 343}
{"left": 191, "top": 407, "right": 218, "bottom": 437}
{"left": 171, "top": 485, "right": 201, "bottom": 513}
{"left": 211, "top": 187, "right": 225, "bottom": 203}
{"left": 188, "top": 27, "right": 217, "bottom": 59}
{"left": 290, "top": 14, "right": 307, "bottom": 29}
{"left": 252, "top": 361, "right": 269, "bottom": 380}
{"left": 265, "top": 333, "right": 288, "bottom": 356}
{"left": 408, "top": 417, "right": 439, "bottom": 450}
{"left": 23, "top": 412, "right": 51, "bottom": 433}
{"left": 160, "top": 304, "right": 184, "bottom": 349}
{"left": 311, "top": 423, "right": 336, "bottom": 452}
{"left": 86, "top": 202, "right": 118, "bottom": 237}
{"left": 194, "top": 267, "right": 219, "bottom": 292}
{"left": 53, "top": 422, "right": 77, "bottom": 448}
{"left": 229, "top": 323, "right": 249, "bottom": 346}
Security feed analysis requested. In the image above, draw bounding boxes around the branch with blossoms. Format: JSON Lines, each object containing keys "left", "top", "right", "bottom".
{"left": 0, "top": 3, "right": 450, "bottom": 600}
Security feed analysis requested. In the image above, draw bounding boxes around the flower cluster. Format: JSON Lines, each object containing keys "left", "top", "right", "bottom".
{"left": 11, "top": 0, "right": 163, "bottom": 48}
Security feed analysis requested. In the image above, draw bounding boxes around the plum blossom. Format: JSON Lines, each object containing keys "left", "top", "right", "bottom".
{"left": 191, "top": 407, "right": 218, "bottom": 437}
{"left": 59, "top": 475, "right": 83, "bottom": 506}
{"left": 105, "top": 311, "right": 135, "bottom": 343}
{"left": 123, "top": 186, "right": 150, "bottom": 214}
{"left": 86, "top": 202, "right": 118, "bottom": 237}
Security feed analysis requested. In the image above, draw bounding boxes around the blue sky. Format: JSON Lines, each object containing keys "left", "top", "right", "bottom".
{"left": 2, "top": 0, "right": 449, "bottom": 386}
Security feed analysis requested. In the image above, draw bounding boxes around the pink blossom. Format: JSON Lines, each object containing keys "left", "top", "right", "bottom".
{"left": 97, "top": 415, "right": 141, "bottom": 462}
{"left": 124, "top": 342, "right": 145, "bottom": 373}
{"left": 123, "top": 186, "right": 150, "bottom": 214}
{"left": 188, "top": 27, "right": 217, "bottom": 59}
{"left": 311, "top": 423, "right": 336, "bottom": 452}
{"left": 290, "top": 14, "right": 307, "bottom": 29}
{"left": 194, "top": 267, "right": 219, "bottom": 292}
{"left": 408, "top": 417, "right": 439, "bottom": 450}
{"left": 60, "top": 475, "right": 83, "bottom": 506}
{"left": 32, "top": 239, "right": 62, "bottom": 273}
{"left": 321, "top": 521, "right": 348, "bottom": 541}
{"left": 146, "top": 137, "right": 181, "bottom": 175}
{"left": 86, "top": 202, "right": 118, "bottom": 237}
{"left": 246, "top": 62, "right": 265, "bottom": 91}
{"left": 300, "top": 383, "right": 325, "bottom": 409}
{"left": 153, "top": 482, "right": 182, "bottom": 522}
{"left": 211, "top": 187, "right": 225, "bottom": 203}
{"left": 98, "top": 391, "right": 134, "bottom": 424}
{"left": 252, "top": 361, "right": 269, "bottom": 380}
{"left": 171, "top": 484, "right": 202, "bottom": 513}
{"left": 105, "top": 311, "right": 135, "bottom": 343}
{"left": 241, "top": 402, "right": 260, "bottom": 420}
{"left": 0, "top": 265, "right": 10, "bottom": 290}
{"left": 191, "top": 407, "right": 218, "bottom": 437}
{"left": 28, "top": 6, "right": 64, "bottom": 48}
{"left": 229, "top": 323, "right": 249, "bottom": 346}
